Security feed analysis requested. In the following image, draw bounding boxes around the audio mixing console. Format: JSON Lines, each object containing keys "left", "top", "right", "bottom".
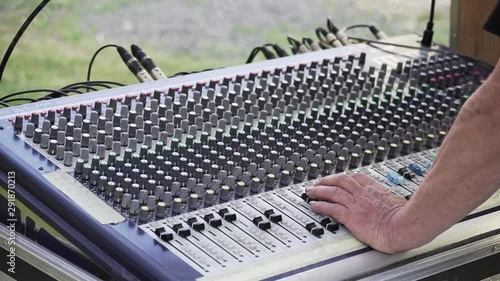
{"left": 0, "top": 34, "right": 499, "bottom": 280}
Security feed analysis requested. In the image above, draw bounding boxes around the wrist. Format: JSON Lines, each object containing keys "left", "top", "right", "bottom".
{"left": 385, "top": 204, "right": 432, "bottom": 253}
{"left": 382, "top": 205, "right": 411, "bottom": 254}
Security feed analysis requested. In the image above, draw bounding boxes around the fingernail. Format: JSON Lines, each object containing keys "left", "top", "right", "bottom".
{"left": 306, "top": 185, "right": 316, "bottom": 192}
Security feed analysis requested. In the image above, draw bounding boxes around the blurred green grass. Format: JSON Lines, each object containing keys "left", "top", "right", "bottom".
{"left": 0, "top": 1, "right": 225, "bottom": 99}
{"left": 0, "top": 1, "right": 450, "bottom": 100}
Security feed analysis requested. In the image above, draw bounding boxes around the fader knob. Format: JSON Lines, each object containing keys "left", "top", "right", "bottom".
{"left": 253, "top": 216, "right": 272, "bottom": 230}
{"left": 188, "top": 194, "right": 199, "bottom": 210}
{"left": 25, "top": 123, "right": 35, "bottom": 138}
{"left": 203, "top": 213, "right": 222, "bottom": 228}
{"left": 129, "top": 199, "right": 140, "bottom": 215}
{"left": 220, "top": 185, "right": 230, "bottom": 202}
{"left": 235, "top": 181, "right": 246, "bottom": 198}
{"left": 105, "top": 181, "right": 115, "bottom": 197}
{"left": 155, "top": 202, "right": 166, "bottom": 219}
{"left": 320, "top": 218, "right": 339, "bottom": 232}
{"left": 308, "top": 163, "right": 319, "bottom": 179}
{"left": 14, "top": 115, "right": 23, "bottom": 131}
{"left": 154, "top": 227, "right": 173, "bottom": 242}
{"left": 218, "top": 208, "right": 237, "bottom": 222}
{"left": 121, "top": 193, "right": 131, "bottom": 209}
{"left": 33, "top": 128, "right": 43, "bottom": 143}
{"left": 138, "top": 206, "right": 150, "bottom": 223}
{"left": 187, "top": 217, "right": 205, "bottom": 231}
{"left": 113, "top": 187, "right": 124, "bottom": 203}
{"left": 265, "top": 174, "right": 277, "bottom": 190}
{"left": 204, "top": 189, "right": 215, "bottom": 206}
{"left": 250, "top": 178, "right": 261, "bottom": 193}
{"left": 63, "top": 151, "right": 73, "bottom": 167}
{"left": 172, "top": 198, "right": 183, "bottom": 214}
{"left": 281, "top": 170, "right": 291, "bottom": 185}
{"left": 294, "top": 167, "right": 305, "bottom": 182}
{"left": 264, "top": 209, "right": 283, "bottom": 223}
{"left": 305, "top": 222, "right": 324, "bottom": 237}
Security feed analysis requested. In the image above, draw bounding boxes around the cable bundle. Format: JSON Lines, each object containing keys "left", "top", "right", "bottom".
{"left": 0, "top": 80, "right": 126, "bottom": 107}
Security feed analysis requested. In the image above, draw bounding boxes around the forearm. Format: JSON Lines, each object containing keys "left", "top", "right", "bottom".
{"left": 392, "top": 62, "right": 500, "bottom": 251}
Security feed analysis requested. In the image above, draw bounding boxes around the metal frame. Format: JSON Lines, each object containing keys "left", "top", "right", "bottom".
{"left": 363, "top": 234, "right": 500, "bottom": 281}
{"left": 0, "top": 224, "right": 100, "bottom": 281}
{"left": 449, "top": 0, "right": 461, "bottom": 50}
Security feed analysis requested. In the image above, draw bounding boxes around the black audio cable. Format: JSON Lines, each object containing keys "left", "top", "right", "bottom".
{"left": 303, "top": 38, "right": 318, "bottom": 51}
{"left": 2, "top": 83, "right": 116, "bottom": 103}
{"left": 315, "top": 27, "right": 343, "bottom": 47}
{"left": 261, "top": 46, "right": 277, "bottom": 59}
{"left": 131, "top": 44, "right": 168, "bottom": 80}
{"left": 421, "top": 0, "right": 436, "bottom": 47}
{"left": 245, "top": 43, "right": 288, "bottom": 63}
{"left": 36, "top": 80, "right": 125, "bottom": 101}
{"left": 2, "top": 97, "right": 41, "bottom": 104}
{"left": 55, "top": 88, "right": 85, "bottom": 95}
{"left": 318, "top": 41, "right": 331, "bottom": 50}
{"left": 64, "top": 85, "right": 97, "bottom": 93}
{"left": 86, "top": 44, "right": 120, "bottom": 84}
{"left": 2, "top": 87, "right": 78, "bottom": 103}
{"left": 245, "top": 45, "right": 278, "bottom": 63}
{"left": 270, "top": 44, "right": 289, "bottom": 57}
{"left": 302, "top": 37, "right": 329, "bottom": 51}
{"left": 246, "top": 47, "right": 263, "bottom": 63}
{"left": 262, "top": 43, "right": 290, "bottom": 57}
{"left": 171, "top": 71, "right": 191, "bottom": 77}
{"left": 364, "top": 42, "right": 414, "bottom": 59}
{"left": 327, "top": 18, "right": 350, "bottom": 45}
{"left": 0, "top": 89, "right": 68, "bottom": 102}
{"left": 350, "top": 36, "right": 494, "bottom": 70}
{"left": 43, "top": 81, "right": 123, "bottom": 99}
{"left": 62, "top": 80, "right": 125, "bottom": 89}
{"left": 57, "top": 80, "right": 124, "bottom": 97}
{"left": 341, "top": 24, "right": 389, "bottom": 40}
{"left": 67, "top": 85, "right": 100, "bottom": 92}
{"left": 0, "top": 0, "right": 51, "bottom": 83}
{"left": 369, "top": 25, "right": 389, "bottom": 39}
{"left": 171, "top": 68, "right": 217, "bottom": 77}
{"left": 117, "top": 46, "right": 153, "bottom": 83}
{"left": 287, "top": 36, "right": 310, "bottom": 53}
{"left": 349, "top": 36, "right": 440, "bottom": 52}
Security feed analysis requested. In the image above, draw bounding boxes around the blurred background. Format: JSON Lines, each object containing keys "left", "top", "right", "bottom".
{"left": 0, "top": 0, "right": 451, "bottom": 97}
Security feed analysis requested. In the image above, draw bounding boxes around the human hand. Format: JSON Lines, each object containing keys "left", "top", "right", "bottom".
{"left": 306, "top": 173, "right": 408, "bottom": 254}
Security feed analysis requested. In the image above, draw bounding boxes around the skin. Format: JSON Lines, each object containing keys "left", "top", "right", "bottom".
{"left": 306, "top": 59, "right": 500, "bottom": 254}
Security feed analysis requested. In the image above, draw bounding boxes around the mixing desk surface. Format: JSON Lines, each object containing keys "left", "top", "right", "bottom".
{"left": 0, "top": 34, "right": 499, "bottom": 281}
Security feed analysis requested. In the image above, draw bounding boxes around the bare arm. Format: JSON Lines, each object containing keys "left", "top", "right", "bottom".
{"left": 394, "top": 59, "right": 500, "bottom": 251}
{"left": 306, "top": 59, "right": 500, "bottom": 254}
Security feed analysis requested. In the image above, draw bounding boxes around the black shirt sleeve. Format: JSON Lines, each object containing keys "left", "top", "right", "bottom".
{"left": 484, "top": 0, "right": 500, "bottom": 36}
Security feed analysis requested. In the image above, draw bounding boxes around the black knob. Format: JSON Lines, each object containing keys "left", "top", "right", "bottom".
{"left": 320, "top": 218, "right": 339, "bottom": 232}
{"left": 154, "top": 227, "right": 174, "bottom": 241}
{"left": 305, "top": 222, "right": 324, "bottom": 237}
{"left": 253, "top": 216, "right": 272, "bottom": 230}
{"left": 218, "top": 208, "right": 237, "bottom": 222}
{"left": 203, "top": 213, "right": 223, "bottom": 228}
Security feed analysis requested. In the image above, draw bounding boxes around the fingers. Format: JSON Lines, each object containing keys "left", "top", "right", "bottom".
{"left": 310, "top": 201, "right": 349, "bottom": 225}
{"left": 351, "top": 173, "right": 376, "bottom": 187}
{"left": 315, "top": 174, "right": 363, "bottom": 194}
{"left": 306, "top": 185, "right": 354, "bottom": 206}
{"left": 351, "top": 173, "right": 390, "bottom": 194}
